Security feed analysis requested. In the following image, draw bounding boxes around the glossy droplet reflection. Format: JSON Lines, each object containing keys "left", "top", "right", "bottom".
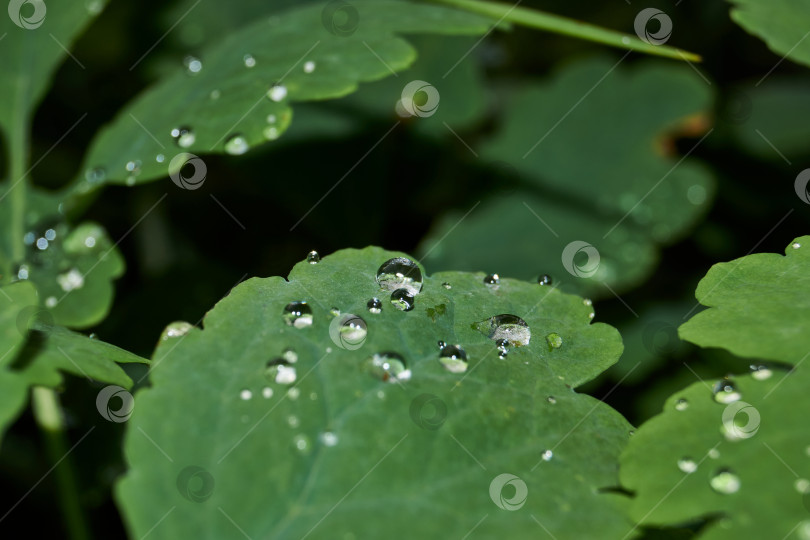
{"left": 483, "top": 273, "right": 500, "bottom": 286}
{"left": 537, "top": 274, "right": 552, "bottom": 286}
{"left": 224, "top": 134, "right": 249, "bottom": 155}
{"left": 675, "top": 398, "right": 689, "bottom": 411}
{"left": 475, "top": 314, "right": 531, "bottom": 346}
{"left": 170, "top": 126, "right": 195, "bottom": 148}
{"left": 161, "top": 321, "right": 193, "bottom": 340}
{"left": 267, "top": 84, "right": 288, "bottom": 102}
{"left": 366, "top": 352, "right": 410, "bottom": 383}
{"left": 283, "top": 301, "right": 313, "bottom": 328}
{"left": 266, "top": 359, "right": 297, "bottom": 385}
{"left": 367, "top": 298, "right": 382, "bottom": 314}
{"left": 750, "top": 363, "right": 773, "bottom": 380}
{"left": 306, "top": 250, "right": 320, "bottom": 264}
{"left": 439, "top": 344, "right": 468, "bottom": 373}
{"left": 677, "top": 457, "right": 697, "bottom": 473}
{"left": 713, "top": 378, "right": 741, "bottom": 404}
{"left": 546, "top": 333, "right": 562, "bottom": 350}
{"left": 710, "top": 469, "right": 741, "bottom": 494}
{"left": 376, "top": 257, "right": 423, "bottom": 295}
{"left": 390, "top": 289, "right": 415, "bottom": 311}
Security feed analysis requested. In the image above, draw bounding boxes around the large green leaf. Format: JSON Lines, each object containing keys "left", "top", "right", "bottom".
{"left": 419, "top": 57, "right": 715, "bottom": 296}
{"left": 620, "top": 236, "right": 810, "bottom": 538}
{"left": 117, "top": 247, "right": 635, "bottom": 539}
{"left": 729, "top": 0, "right": 810, "bottom": 69}
{"left": 71, "top": 1, "right": 494, "bottom": 190}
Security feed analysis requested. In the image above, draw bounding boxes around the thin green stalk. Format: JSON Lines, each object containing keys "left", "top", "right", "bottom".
{"left": 430, "top": 0, "right": 702, "bottom": 62}
{"left": 31, "top": 387, "right": 91, "bottom": 540}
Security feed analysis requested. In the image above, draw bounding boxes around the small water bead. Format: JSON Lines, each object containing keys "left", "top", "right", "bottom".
{"left": 496, "top": 339, "right": 510, "bottom": 358}
{"left": 537, "top": 274, "right": 552, "bottom": 286}
{"left": 390, "top": 289, "right": 415, "bottom": 311}
{"left": 306, "top": 250, "right": 320, "bottom": 264}
{"left": 85, "top": 167, "right": 107, "bottom": 184}
{"left": 795, "top": 479, "right": 810, "bottom": 494}
{"left": 708, "top": 448, "right": 720, "bottom": 459}
{"left": 283, "top": 301, "right": 313, "bottom": 328}
{"left": 36, "top": 237, "right": 48, "bottom": 250}
{"left": 675, "top": 398, "right": 689, "bottom": 411}
{"left": 45, "top": 297, "right": 58, "bottom": 308}
{"left": 439, "top": 345, "right": 468, "bottom": 374}
{"left": 263, "top": 126, "right": 280, "bottom": 140}
{"left": 710, "top": 469, "right": 741, "bottom": 494}
{"left": 240, "top": 389, "right": 252, "bottom": 401}
{"left": 677, "top": 457, "right": 697, "bottom": 473}
{"left": 541, "top": 450, "right": 553, "bottom": 461}
{"left": 224, "top": 134, "right": 249, "bottom": 155}
{"left": 126, "top": 160, "right": 142, "bottom": 174}
{"left": 475, "top": 314, "right": 531, "bottom": 346}
{"left": 266, "top": 359, "right": 297, "bottom": 385}
{"left": 243, "top": 53, "right": 256, "bottom": 68}
{"left": 483, "top": 273, "right": 500, "bottom": 286}
{"left": 799, "top": 521, "right": 810, "bottom": 540}
{"left": 287, "top": 415, "right": 300, "bottom": 427}
{"left": 267, "top": 84, "right": 288, "bottom": 102}
{"left": 437, "top": 341, "right": 447, "bottom": 349}
{"left": 16, "top": 265, "right": 29, "bottom": 280}
{"left": 329, "top": 307, "right": 340, "bottom": 317}
{"left": 547, "top": 396, "right": 557, "bottom": 404}
{"left": 282, "top": 348, "right": 298, "bottom": 363}
{"left": 320, "top": 431, "right": 338, "bottom": 447}
{"left": 261, "top": 387, "right": 273, "bottom": 399}
{"left": 57, "top": 268, "right": 85, "bottom": 292}
{"left": 442, "top": 282, "right": 451, "bottom": 290}
{"left": 713, "top": 378, "right": 742, "bottom": 404}
{"left": 183, "top": 55, "right": 202, "bottom": 74}
{"left": 303, "top": 60, "right": 316, "bottom": 73}
{"left": 44, "top": 229, "right": 56, "bottom": 241}
{"left": 583, "top": 298, "right": 593, "bottom": 307}
{"left": 170, "top": 126, "right": 195, "bottom": 148}
{"left": 376, "top": 257, "right": 423, "bottom": 295}
{"left": 793, "top": 242, "right": 802, "bottom": 249}
{"left": 366, "top": 352, "right": 410, "bottom": 383}
{"left": 210, "top": 89, "right": 221, "bottom": 100}
{"left": 367, "top": 298, "right": 382, "bottom": 314}
{"left": 156, "top": 154, "right": 165, "bottom": 163}
{"left": 546, "top": 333, "right": 563, "bottom": 350}
{"left": 750, "top": 363, "right": 773, "bottom": 380}
{"left": 293, "top": 434, "right": 310, "bottom": 453}
{"left": 287, "top": 387, "right": 301, "bottom": 400}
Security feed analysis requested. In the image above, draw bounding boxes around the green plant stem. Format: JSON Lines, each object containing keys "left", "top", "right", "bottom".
{"left": 31, "top": 387, "right": 91, "bottom": 540}
{"left": 429, "top": 0, "right": 702, "bottom": 62}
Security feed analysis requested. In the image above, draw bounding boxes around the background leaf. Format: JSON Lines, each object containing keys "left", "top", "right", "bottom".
{"left": 729, "top": 0, "right": 810, "bottom": 68}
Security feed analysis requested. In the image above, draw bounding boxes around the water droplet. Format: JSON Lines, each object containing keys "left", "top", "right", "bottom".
{"left": 287, "top": 387, "right": 300, "bottom": 400}
{"left": 306, "top": 250, "right": 320, "bottom": 264}
{"left": 23, "top": 231, "right": 35, "bottom": 245}
{"left": 85, "top": 167, "right": 106, "bottom": 184}
{"left": 713, "top": 378, "right": 741, "bottom": 404}
{"left": 16, "top": 264, "right": 29, "bottom": 280}
{"left": 439, "top": 344, "right": 468, "bottom": 373}
{"left": 367, "top": 297, "right": 382, "bottom": 314}
{"left": 263, "top": 126, "right": 280, "bottom": 140}
{"left": 320, "top": 431, "right": 338, "bottom": 447}
{"left": 125, "top": 160, "right": 141, "bottom": 173}
{"left": 541, "top": 450, "right": 553, "bottom": 461}
{"left": 303, "top": 60, "right": 316, "bottom": 73}
{"left": 45, "top": 297, "right": 57, "bottom": 308}
{"left": 36, "top": 237, "right": 48, "bottom": 250}
{"left": 84, "top": 236, "right": 96, "bottom": 248}
{"left": 183, "top": 55, "right": 202, "bottom": 74}
{"left": 261, "top": 387, "right": 273, "bottom": 399}
{"left": 293, "top": 434, "right": 310, "bottom": 453}
{"left": 537, "top": 274, "right": 552, "bottom": 286}
{"left": 795, "top": 478, "right": 810, "bottom": 494}
{"left": 283, "top": 301, "right": 313, "bottom": 328}
{"left": 483, "top": 273, "right": 500, "bottom": 286}
{"left": 496, "top": 339, "right": 510, "bottom": 358}
{"left": 329, "top": 314, "right": 367, "bottom": 349}
{"left": 243, "top": 53, "right": 256, "bottom": 68}
{"left": 44, "top": 229, "right": 56, "bottom": 241}
{"left": 708, "top": 448, "right": 720, "bottom": 459}
{"left": 750, "top": 363, "right": 773, "bottom": 380}
{"left": 798, "top": 521, "right": 810, "bottom": 540}
{"left": 282, "top": 348, "right": 298, "bottom": 363}
{"left": 442, "top": 282, "right": 451, "bottom": 289}
{"left": 474, "top": 314, "right": 531, "bottom": 346}
{"left": 547, "top": 396, "right": 557, "bottom": 404}
{"left": 329, "top": 307, "right": 340, "bottom": 317}
{"left": 170, "top": 126, "right": 195, "bottom": 148}
{"left": 240, "top": 389, "right": 252, "bottom": 400}
{"left": 267, "top": 83, "right": 288, "bottom": 102}
{"left": 677, "top": 457, "right": 697, "bottom": 473}
{"left": 162, "top": 322, "right": 193, "bottom": 340}
{"left": 57, "top": 268, "right": 84, "bottom": 292}
{"left": 791, "top": 242, "right": 801, "bottom": 249}
{"left": 156, "top": 153, "right": 165, "bottom": 163}
{"left": 710, "top": 469, "right": 740, "bottom": 494}
{"left": 675, "top": 398, "right": 689, "bottom": 411}
{"left": 583, "top": 298, "right": 593, "bottom": 307}
{"left": 210, "top": 89, "right": 221, "bottom": 100}
{"left": 266, "top": 359, "right": 297, "bottom": 384}
{"left": 224, "top": 134, "right": 249, "bottom": 155}
{"left": 390, "top": 289, "right": 415, "bottom": 311}
{"left": 376, "top": 257, "right": 423, "bottom": 295}
{"left": 546, "top": 332, "right": 563, "bottom": 350}
{"left": 287, "top": 414, "right": 300, "bottom": 427}
{"left": 366, "top": 352, "right": 410, "bottom": 383}
{"left": 437, "top": 340, "right": 447, "bottom": 349}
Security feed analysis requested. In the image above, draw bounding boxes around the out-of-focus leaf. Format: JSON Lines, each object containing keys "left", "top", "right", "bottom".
{"left": 729, "top": 0, "right": 810, "bottom": 68}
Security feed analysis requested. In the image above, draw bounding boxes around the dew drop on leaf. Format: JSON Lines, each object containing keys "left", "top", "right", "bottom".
{"left": 243, "top": 53, "right": 256, "bottom": 68}
{"left": 439, "top": 344, "right": 468, "bottom": 373}
{"left": 442, "top": 282, "right": 451, "bottom": 290}
{"left": 224, "top": 134, "right": 249, "bottom": 155}
{"left": 795, "top": 478, "right": 810, "bottom": 494}
{"left": 183, "top": 55, "right": 202, "bottom": 74}
{"left": 538, "top": 274, "right": 552, "bottom": 286}
{"left": 239, "top": 389, "right": 252, "bottom": 401}
{"left": 675, "top": 398, "right": 689, "bottom": 411}
{"left": 367, "top": 298, "right": 382, "bottom": 314}
{"left": 710, "top": 469, "right": 741, "bottom": 494}
{"left": 170, "top": 126, "right": 196, "bottom": 148}
{"left": 712, "top": 378, "right": 741, "bottom": 404}
{"left": 376, "top": 257, "right": 423, "bottom": 295}
{"left": 474, "top": 314, "right": 531, "bottom": 346}
{"left": 267, "top": 83, "right": 288, "bottom": 102}
{"left": 677, "top": 457, "right": 697, "bottom": 473}
{"left": 161, "top": 321, "right": 193, "bottom": 340}
{"left": 85, "top": 167, "right": 106, "bottom": 184}
{"left": 366, "top": 352, "right": 410, "bottom": 383}
{"left": 283, "top": 301, "right": 313, "bottom": 328}
{"left": 293, "top": 434, "right": 310, "bottom": 454}
{"left": 541, "top": 450, "right": 553, "bottom": 461}
{"left": 390, "top": 289, "right": 415, "bottom": 311}
{"left": 266, "top": 359, "right": 297, "bottom": 385}
{"left": 282, "top": 348, "right": 298, "bottom": 363}
{"left": 261, "top": 387, "right": 273, "bottom": 399}
{"left": 303, "top": 60, "right": 316, "bottom": 73}
{"left": 547, "top": 396, "right": 557, "bottom": 404}
{"left": 320, "top": 431, "right": 338, "bottom": 447}
{"left": 306, "top": 250, "right": 320, "bottom": 264}
{"left": 483, "top": 273, "right": 500, "bottom": 286}
{"left": 749, "top": 363, "right": 773, "bottom": 380}
{"left": 437, "top": 341, "right": 447, "bottom": 349}
{"left": 263, "top": 126, "right": 280, "bottom": 140}
{"left": 546, "top": 333, "right": 563, "bottom": 350}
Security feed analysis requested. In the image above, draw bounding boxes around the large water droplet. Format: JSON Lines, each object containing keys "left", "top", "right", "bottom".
{"left": 474, "top": 314, "right": 531, "bottom": 346}
{"left": 266, "top": 359, "right": 297, "bottom": 384}
{"left": 538, "top": 274, "right": 552, "bottom": 286}
{"left": 366, "top": 352, "right": 410, "bottom": 382}
{"left": 483, "top": 273, "right": 500, "bottom": 286}
{"left": 439, "top": 344, "right": 468, "bottom": 373}
{"left": 224, "top": 134, "right": 249, "bottom": 155}
{"left": 710, "top": 469, "right": 740, "bottom": 494}
{"left": 376, "top": 257, "right": 423, "bottom": 295}
{"left": 306, "top": 250, "right": 320, "bottom": 264}
{"left": 57, "top": 268, "right": 85, "bottom": 292}
{"left": 546, "top": 333, "right": 562, "bottom": 350}
{"left": 675, "top": 398, "right": 689, "bottom": 411}
{"left": 283, "top": 301, "right": 313, "bottom": 328}
{"left": 713, "top": 378, "right": 741, "bottom": 404}
{"left": 161, "top": 322, "right": 193, "bottom": 341}
{"left": 750, "top": 363, "right": 773, "bottom": 380}
{"left": 390, "top": 289, "right": 415, "bottom": 311}
{"left": 171, "top": 126, "right": 196, "bottom": 148}
{"left": 677, "top": 457, "right": 697, "bottom": 473}
{"left": 267, "top": 83, "right": 288, "bottom": 102}
{"left": 367, "top": 297, "right": 382, "bottom": 314}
